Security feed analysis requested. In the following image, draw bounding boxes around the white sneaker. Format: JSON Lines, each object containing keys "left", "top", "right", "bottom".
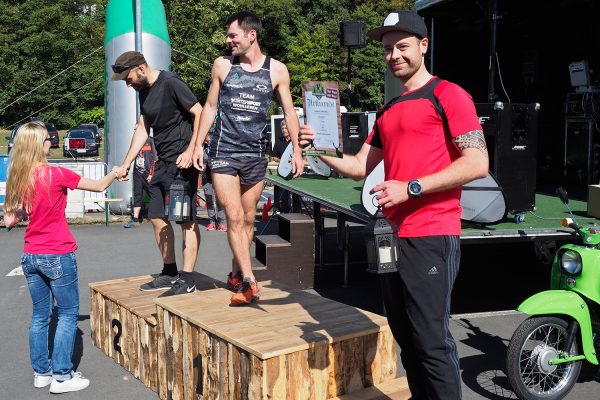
{"left": 34, "top": 374, "right": 52, "bottom": 388}
{"left": 49, "top": 372, "right": 90, "bottom": 394}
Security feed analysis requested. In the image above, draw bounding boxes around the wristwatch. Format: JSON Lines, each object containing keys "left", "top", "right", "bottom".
{"left": 407, "top": 179, "right": 423, "bottom": 198}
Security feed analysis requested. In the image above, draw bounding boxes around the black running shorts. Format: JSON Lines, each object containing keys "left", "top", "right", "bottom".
{"left": 208, "top": 156, "right": 268, "bottom": 186}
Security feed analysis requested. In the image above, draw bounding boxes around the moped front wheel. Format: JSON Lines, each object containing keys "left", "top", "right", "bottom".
{"left": 506, "top": 316, "right": 581, "bottom": 400}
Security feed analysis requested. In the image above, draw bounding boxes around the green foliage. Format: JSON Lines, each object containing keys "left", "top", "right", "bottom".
{"left": 287, "top": 27, "right": 338, "bottom": 106}
{"left": 163, "top": 0, "right": 237, "bottom": 104}
{"left": 77, "top": 106, "right": 104, "bottom": 126}
{"left": 0, "top": 0, "right": 417, "bottom": 129}
{"left": 0, "top": 0, "right": 106, "bottom": 129}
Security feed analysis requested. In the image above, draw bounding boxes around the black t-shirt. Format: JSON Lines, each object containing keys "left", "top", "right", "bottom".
{"left": 272, "top": 136, "right": 291, "bottom": 159}
{"left": 140, "top": 71, "right": 198, "bottom": 162}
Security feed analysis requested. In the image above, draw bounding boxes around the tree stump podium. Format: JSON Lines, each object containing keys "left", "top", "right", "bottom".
{"left": 154, "top": 282, "right": 398, "bottom": 400}
{"left": 89, "top": 273, "right": 223, "bottom": 393}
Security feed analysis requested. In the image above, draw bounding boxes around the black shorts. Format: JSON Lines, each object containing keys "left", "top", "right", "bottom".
{"left": 147, "top": 160, "right": 199, "bottom": 219}
{"left": 208, "top": 156, "right": 267, "bottom": 185}
{"left": 132, "top": 169, "right": 151, "bottom": 208}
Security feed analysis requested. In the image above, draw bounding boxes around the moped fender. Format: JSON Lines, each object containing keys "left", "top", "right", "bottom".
{"left": 518, "top": 290, "right": 598, "bottom": 365}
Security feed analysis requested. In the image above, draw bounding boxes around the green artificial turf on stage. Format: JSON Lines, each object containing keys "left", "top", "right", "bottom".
{"left": 267, "top": 175, "right": 598, "bottom": 234}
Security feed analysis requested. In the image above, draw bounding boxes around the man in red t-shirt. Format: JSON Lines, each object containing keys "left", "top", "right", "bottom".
{"left": 300, "top": 10, "right": 488, "bottom": 400}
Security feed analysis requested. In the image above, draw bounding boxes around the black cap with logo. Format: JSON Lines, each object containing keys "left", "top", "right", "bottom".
{"left": 367, "top": 10, "right": 428, "bottom": 42}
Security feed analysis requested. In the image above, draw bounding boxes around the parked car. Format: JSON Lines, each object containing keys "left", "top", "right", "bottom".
{"left": 63, "top": 129, "right": 99, "bottom": 158}
{"left": 45, "top": 123, "right": 60, "bottom": 148}
{"left": 6, "top": 124, "right": 20, "bottom": 154}
{"left": 78, "top": 123, "right": 102, "bottom": 144}
{"left": 6, "top": 122, "right": 59, "bottom": 153}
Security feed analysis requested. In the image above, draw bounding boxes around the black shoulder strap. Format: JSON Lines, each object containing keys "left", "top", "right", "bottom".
{"left": 232, "top": 56, "right": 240, "bottom": 65}
{"left": 429, "top": 79, "right": 449, "bottom": 133}
{"left": 375, "top": 77, "right": 449, "bottom": 134}
{"left": 262, "top": 56, "right": 271, "bottom": 70}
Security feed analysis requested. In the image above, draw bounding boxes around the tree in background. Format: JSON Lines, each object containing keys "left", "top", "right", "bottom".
{"left": 0, "top": 0, "right": 105, "bottom": 129}
{"left": 163, "top": 0, "right": 236, "bottom": 105}
{"left": 0, "top": 0, "right": 415, "bottom": 129}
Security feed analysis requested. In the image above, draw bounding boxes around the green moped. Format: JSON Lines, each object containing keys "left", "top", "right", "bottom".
{"left": 506, "top": 187, "right": 600, "bottom": 400}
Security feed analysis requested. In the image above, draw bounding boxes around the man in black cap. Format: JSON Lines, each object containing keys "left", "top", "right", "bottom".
{"left": 299, "top": 10, "right": 489, "bottom": 399}
{"left": 112, "top": 51, "right": 203, "bottom": 297}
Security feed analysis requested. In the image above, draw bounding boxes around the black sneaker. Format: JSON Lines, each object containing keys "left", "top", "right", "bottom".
{"left": 158, "top": 277, "right": 196, "bottom": 298}
{"left": 139, "top": 274, "right": 179, "bottom": 291}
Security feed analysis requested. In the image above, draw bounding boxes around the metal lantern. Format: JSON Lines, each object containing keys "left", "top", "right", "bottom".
{"left": 167, "top": 171, "right": 191, "bottom": 222}
{"left": 365, "top": 208, "right": 399, "bottom": 274}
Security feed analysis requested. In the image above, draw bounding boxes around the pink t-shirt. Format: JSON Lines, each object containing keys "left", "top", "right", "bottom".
{"left": 24, "top": 166, "right": 81, "bottom": 254}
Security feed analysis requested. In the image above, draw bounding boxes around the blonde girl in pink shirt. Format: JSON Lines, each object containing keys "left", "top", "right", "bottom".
{"left": 3, "top": 122, "right": 119, "bottom": 393}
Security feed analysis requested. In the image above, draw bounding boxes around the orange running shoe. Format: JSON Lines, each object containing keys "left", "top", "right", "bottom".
{"left": 226, "top": 271, "right": 243, "bottom": 292}
{"left": 230, "top": 278, "right": 261, "bottom": 305}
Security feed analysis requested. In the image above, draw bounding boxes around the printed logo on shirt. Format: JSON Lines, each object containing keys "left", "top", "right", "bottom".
{"left": 231, "top": 72, "right": 241, "bottom": 79}
{"left": 253, "top": 84, "right": 269, "bottom": 93}
{"left": 236, "top": 116, "right": 252, "bottom": 122}
{"left": 427, "top": 266, "right": 439, "bottom": 275}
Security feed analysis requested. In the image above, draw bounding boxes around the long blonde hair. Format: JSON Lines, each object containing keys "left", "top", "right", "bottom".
{"left": 3, "top": 122, "right": 49, "bottom": 214}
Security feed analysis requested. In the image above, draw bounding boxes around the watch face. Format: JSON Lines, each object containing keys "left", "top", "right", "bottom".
{"left": 409, "top": 181, "right": 422, "bottom": 196}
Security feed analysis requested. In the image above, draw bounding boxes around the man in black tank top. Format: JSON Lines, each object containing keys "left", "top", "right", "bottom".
{"left": 192, "top": 11, "right": 304, "bottom": 305}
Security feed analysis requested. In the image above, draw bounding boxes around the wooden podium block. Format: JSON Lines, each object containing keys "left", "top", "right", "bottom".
{"left": 155, "top": 282, "right": 397, "bottom": 400}
{"left": 89, "top": 274, "right": 223, "bottom": 394}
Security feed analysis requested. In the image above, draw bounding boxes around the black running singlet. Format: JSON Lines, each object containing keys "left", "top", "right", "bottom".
{"left": 210, "top": 56, "right": 274, "bottom": 158}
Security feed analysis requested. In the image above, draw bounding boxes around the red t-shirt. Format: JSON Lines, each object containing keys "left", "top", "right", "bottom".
{"left": 366, "top": 77, "right": 482, "bottom": 237}
{"left": 24, "top": 166, "right": 81, "bottom": 254}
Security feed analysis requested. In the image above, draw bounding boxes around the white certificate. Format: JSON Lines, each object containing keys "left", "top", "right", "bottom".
{"left": 302, "top": 81, "right": 343, "bottom": 157}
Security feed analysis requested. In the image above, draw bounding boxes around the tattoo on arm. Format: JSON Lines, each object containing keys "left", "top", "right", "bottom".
{"left": 454, "top": 130, "right": 488, "bottom": 155}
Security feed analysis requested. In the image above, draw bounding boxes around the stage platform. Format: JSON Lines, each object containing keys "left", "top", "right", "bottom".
{"left": 90, "top": 275, "right": 407, "bottom": 399}
{"left": 266, "top": 175, "right": 599, "bottom": 243}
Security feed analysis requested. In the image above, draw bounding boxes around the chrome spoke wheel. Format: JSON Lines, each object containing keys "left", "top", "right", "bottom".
{"left": 507, "top": 317, "right": 581, "bottom": 400}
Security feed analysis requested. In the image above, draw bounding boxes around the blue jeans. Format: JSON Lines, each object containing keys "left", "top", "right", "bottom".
{"left": 21, "top": 252, "right": 80, "bottom": 380}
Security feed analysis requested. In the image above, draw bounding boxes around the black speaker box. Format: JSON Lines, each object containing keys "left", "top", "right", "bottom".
{"left": 339, "top": 21, "right": 366, "bottom": 48}
{"left": 341, "top": 112, "right": 370, "bottom": 155}
{"left": 476, "top": 102, "right": 539, "bottom": 213}
{"left": 564, "top": 117, "right": 597, "bottom": 187}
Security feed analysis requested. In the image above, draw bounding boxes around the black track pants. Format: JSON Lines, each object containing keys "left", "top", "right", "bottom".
{"left": 379, "top": 235, "right": 461, "bottom": 400}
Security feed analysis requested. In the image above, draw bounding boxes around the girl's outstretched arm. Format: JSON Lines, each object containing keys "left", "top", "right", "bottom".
{"left": 76, "top": 168, "right": 119, "bottom": 192}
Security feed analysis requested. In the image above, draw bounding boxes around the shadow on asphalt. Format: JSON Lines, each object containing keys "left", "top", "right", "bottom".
{"left": 455, "top": 318, "right": 517, "bottom": 399}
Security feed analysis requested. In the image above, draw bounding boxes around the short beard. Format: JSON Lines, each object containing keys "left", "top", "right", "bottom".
{"left": 131, "top": 76, "right": 149, "bottom": 92}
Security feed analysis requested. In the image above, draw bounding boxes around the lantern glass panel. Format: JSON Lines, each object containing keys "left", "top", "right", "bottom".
{"left": 378, "top": 239, "right": 394, "bottom": 264}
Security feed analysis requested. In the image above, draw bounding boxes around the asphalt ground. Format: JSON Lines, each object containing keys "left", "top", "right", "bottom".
{"left": 1, "top": 213, "right": 599, "bottom": 399}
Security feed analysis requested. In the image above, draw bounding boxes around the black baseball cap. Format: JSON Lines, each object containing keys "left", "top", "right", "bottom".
{"left": 111, "top": 51, "right": 147, "bottom": 80}
{"left": 367, "top": 10, "right": 428, "bottom": 42}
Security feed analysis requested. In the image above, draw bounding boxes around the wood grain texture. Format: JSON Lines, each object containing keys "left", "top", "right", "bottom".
{"left": 93, "top": 276, "right": 400, "bottom": 400}
{"left": 329, "top": 376, "right": 411, "bottom": 400}
{"left": 157, "top": 306, "right": 168, "bottom": 400}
